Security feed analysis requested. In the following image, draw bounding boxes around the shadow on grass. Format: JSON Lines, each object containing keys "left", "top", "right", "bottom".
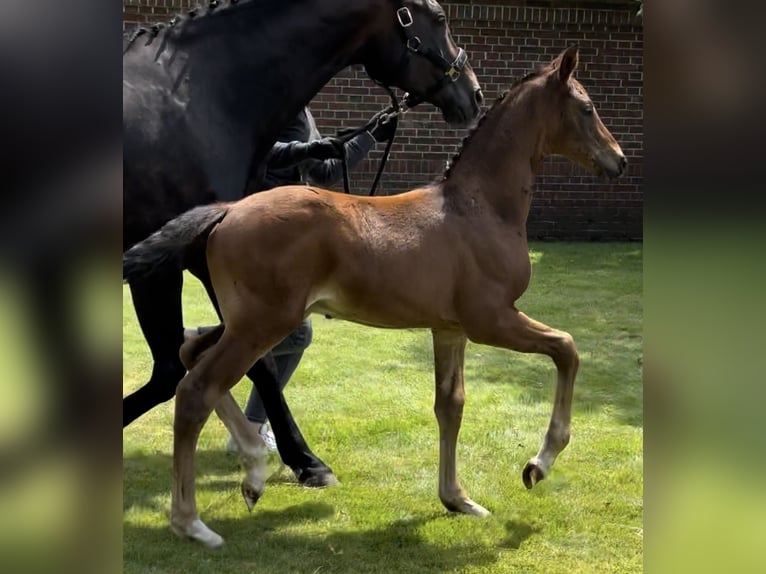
{"left": 124, "top": 449, "right": 295, "bottom": 512}
{"left": 500, "top": 519, "right": 542, "bottom": 549}
{"left": 124, "top": 508, "right": 515, "bottom": 574}
{"left": 124, "top": 451, "right": 542, "bottom": 572}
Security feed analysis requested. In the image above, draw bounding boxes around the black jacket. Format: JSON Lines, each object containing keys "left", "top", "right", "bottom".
{"left": 260, "top": 107, "right": 375, "bottom": 191}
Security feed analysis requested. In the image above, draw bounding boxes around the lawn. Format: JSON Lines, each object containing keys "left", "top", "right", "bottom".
{"left": 123, "top": 242, "right": 643, "bottom": 574}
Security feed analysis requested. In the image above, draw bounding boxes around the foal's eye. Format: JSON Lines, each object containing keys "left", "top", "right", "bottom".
{"left": 436, "top": 14, "right": 447, "bottom": 24}
{"left": 581, "top": 104, "right": 594, "bottom": 116}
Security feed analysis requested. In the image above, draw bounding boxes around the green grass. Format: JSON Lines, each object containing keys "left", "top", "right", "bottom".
{"left": 123, "top": 242, "right": 643, "bottom": 573}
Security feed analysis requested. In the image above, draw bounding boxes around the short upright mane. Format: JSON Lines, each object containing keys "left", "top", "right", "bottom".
{"left": 441, "top": 68, "right": 544, "bottom": 181}
{"left": 123, "top": 0, "right": 255, "bottom": 54}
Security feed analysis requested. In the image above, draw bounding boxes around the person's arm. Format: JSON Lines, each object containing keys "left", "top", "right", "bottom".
{"left": 265, "top": 139, "right": 342, "bottom": 170}
{"left": 301, "top": 130, "right": 376, "bottom": 187}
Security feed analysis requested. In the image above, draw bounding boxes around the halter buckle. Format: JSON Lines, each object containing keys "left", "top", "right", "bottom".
{"left": 397, "top": 7, "right": 414, "bottom": 28}
{"left": 406, "top": 36, "right": 421, "bottom": 52}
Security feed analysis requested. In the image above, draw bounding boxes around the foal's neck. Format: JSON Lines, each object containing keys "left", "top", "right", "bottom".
{"left": 443, "top": 87, "right": 547, "bottom": 225}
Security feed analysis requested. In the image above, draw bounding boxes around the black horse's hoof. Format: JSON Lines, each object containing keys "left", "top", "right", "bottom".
{"left": 296, "top": 467, "right": 339, "bottom": 488}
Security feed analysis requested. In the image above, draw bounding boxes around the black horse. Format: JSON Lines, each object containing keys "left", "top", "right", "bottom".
{"left": 123, "top": 0, "right": 483, "bottom": 487}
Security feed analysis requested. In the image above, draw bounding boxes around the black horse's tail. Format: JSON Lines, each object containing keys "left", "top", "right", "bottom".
{"left": 123, "top": 203, "right": 230, "bottom": 283}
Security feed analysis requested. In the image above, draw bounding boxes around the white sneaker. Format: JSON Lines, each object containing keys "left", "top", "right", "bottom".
{"left": 225, "top": 423, "right": 278, "bottom": 454}
{"left": 258, "top": 423, "right": 278, "bottom": 453}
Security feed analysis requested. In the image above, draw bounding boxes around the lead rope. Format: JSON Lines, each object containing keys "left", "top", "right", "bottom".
{"left": 340, "top": 85, "right": 404, "bottom": 196}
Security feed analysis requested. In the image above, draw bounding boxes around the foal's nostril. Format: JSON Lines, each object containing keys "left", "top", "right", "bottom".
{"left": 619, "top": 155, "right": 628, "bottom": 171}
{"left": 474, "top": 88, "right": 484, "bottom": 105}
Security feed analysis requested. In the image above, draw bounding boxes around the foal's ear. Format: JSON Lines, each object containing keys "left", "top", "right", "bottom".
{"left": 556, "top": 45, "right": 579, "bottom": 83}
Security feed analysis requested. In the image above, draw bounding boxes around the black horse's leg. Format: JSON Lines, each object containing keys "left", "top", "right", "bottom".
{"left": 123, "top": 268, "right": 187, "bottom": 427}
{"left": 187, "top": 260, "right": 337, "bottom": 487}
{"left": 245, "top": 359, "right": 337, "bottom": 486}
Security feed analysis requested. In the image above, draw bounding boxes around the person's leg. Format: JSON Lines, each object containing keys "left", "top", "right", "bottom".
{"left": 243, "top": 319, "right": 313, "bottom": 423}
{"left": 223, "top": 319, "right": 312, "bottom": 453}
{"left": 243, "top": 351, "right": 303, "bottom": 424}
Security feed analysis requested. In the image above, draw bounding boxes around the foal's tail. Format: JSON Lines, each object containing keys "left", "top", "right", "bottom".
{"left": 123, "top": 203, "right": 230, "bottom": 283}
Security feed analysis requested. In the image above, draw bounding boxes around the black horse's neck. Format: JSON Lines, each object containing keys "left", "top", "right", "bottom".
{"left": 152, "top": 0, "right": 386, "bottom": 159}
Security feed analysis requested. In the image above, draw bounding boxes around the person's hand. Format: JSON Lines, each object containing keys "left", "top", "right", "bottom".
{"left": 367, "top": 114, "right": 397, "bottom": 142}
{"left": 306, "top": 137, "right": 344, "bottom": 160}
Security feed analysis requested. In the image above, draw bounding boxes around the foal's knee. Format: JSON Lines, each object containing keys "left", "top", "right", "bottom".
{"left": 551, "top": 331, "right": 579, "bottom": 370}
{"left": 434, "top": 385, "right": 465, "bottom": 419}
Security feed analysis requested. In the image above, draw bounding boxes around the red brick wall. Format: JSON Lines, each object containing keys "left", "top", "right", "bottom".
{"left": 123, "top": 0, "right": 643, "bottom": 240}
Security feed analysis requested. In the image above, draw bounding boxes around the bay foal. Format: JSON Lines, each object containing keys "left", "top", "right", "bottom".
{"left": 123, "top": 46, "right": 626, "bottom": 547}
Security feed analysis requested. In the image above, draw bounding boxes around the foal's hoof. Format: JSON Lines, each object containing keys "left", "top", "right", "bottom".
{"left": 442, "top": 497, "right": 491, "bottom": 517}
{"left": 522, "top": 460, "right": 546, "bottom": 489}
{"left": 170, "top": 518, "right": 224, "bottom": 549}
{"left": 460, "top": 499, "right": 491, "bottom": 517}
{"left": 241, "top": 481, "right": 264, "bottom": 512}
{"left": 296, "top": 467, "right": 339, "bottom": 488}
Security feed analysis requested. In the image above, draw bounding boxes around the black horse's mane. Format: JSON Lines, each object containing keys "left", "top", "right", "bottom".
{"left": 122, "top": 0, "right": 257, "bottom": 54}
{"left": 441, "top": 68, "right": 545, "bottom": 181}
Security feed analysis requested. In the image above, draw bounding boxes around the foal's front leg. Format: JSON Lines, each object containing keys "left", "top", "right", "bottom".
{"left": 432, "top": 329, "right": 490, "bottom": 517}
{"left": 471, "top": 308, "right": 579, "bottom": 488}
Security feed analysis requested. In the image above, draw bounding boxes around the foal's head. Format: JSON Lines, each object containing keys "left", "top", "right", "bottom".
{"left": 363, "top": 0, "right": 483, "bottom": 126}
{"left": 538, "top": 46, "right": 627, "bottom": 179}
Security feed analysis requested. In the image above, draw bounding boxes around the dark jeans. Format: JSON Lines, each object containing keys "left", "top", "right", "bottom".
{"left": 244, "top": 319, "right": 313, "bottom": 424}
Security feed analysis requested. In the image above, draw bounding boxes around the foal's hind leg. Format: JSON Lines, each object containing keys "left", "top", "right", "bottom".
{"left": 432, "top": 329, "right": 490, "bottom": 517}
{"left": 172, "top": 330, "right": 264, "bottom": 548}
{"left": 187, "top": 256, "right": 337, "bottom": 487}
{"left": 180, "top": 327, "right": 269, "bottom": 512}
{"left": 471, "top": 309, "right": 579, "bottom": 489}
{"left": 214, "top": 393, "right": 269, "bottom": 509}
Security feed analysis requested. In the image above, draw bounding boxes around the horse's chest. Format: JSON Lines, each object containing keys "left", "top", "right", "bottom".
{"left": 469, "top": 234, "right": 531, "bottom": 302}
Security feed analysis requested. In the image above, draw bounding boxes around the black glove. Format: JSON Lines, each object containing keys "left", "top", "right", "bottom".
{"left": 306, "top": 137, "right": 345, "bottom": 160}
{"left": 367, "top": 114, "right": 397, "bottom": 142}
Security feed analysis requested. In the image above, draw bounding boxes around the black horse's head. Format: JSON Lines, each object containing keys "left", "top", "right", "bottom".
{"left": 363, "top": 0, "right": 483, "bottom": 126}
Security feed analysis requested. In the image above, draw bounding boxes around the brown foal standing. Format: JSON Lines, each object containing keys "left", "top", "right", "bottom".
{"left": 123, "top": 45, "right": 626, "bottom": 547}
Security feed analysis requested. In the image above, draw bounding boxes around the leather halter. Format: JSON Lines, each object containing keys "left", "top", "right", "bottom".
{"left": 392, "top": 3, "right": 469, "bottom": 108}
{"left": 341, "top": 1, "right": 471, "bottom": 196}
{"left": 340, "top": 1, "right": 468, "bottom": 195}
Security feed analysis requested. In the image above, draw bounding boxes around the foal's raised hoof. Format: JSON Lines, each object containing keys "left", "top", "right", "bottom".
{"left": 170, "top": 517, "right": 224, "bottom": 549}
{"left": 241, "top": 481, "right": 264, "bottom": 512}
{"left": 295, "top": 467, "right": 339, "bottom": 488}
{"left": 522, "top": 460, "right": 546, "bottom": 489}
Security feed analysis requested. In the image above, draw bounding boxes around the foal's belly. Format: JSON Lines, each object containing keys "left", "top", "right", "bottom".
{"left": 305, "top": 281, "right": 459, "bottom": 330}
